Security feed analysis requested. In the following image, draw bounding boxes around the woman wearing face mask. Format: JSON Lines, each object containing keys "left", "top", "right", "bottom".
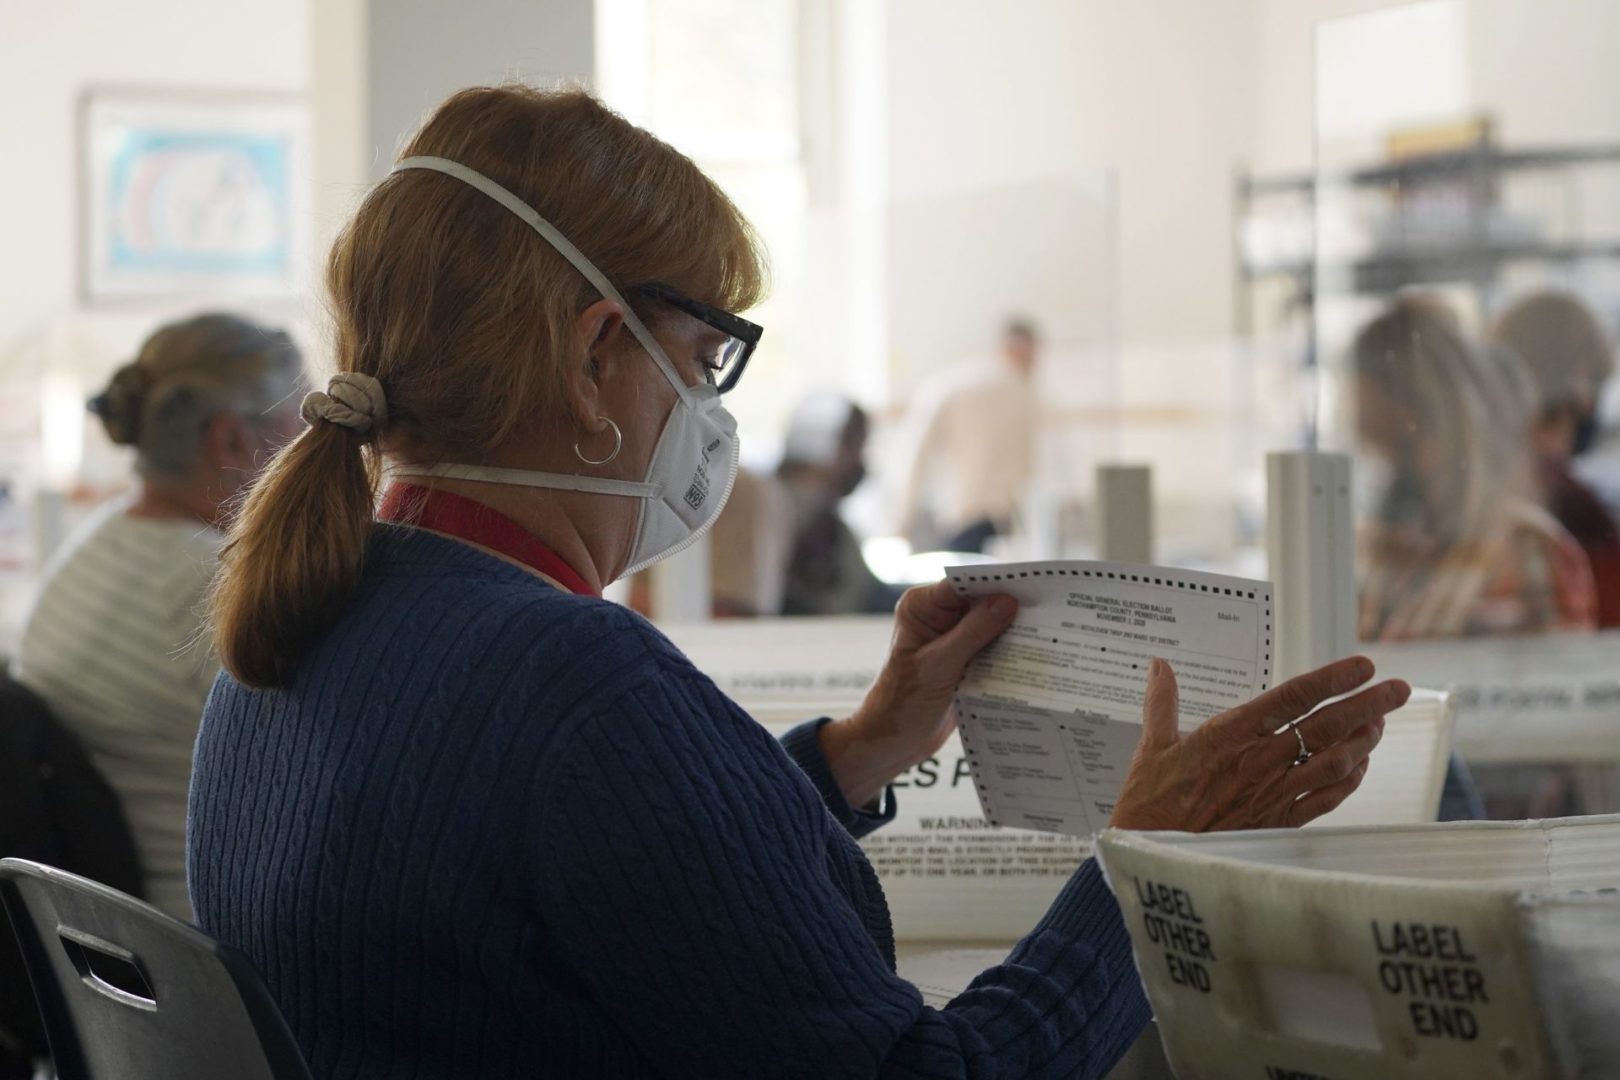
{"left": 191, "top": 86, "right": 1406, "bottom": 1080}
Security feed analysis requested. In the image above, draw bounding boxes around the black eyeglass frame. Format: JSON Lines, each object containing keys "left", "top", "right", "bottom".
{"left": 634, "top": 283, "right": 763, "bottom": 394}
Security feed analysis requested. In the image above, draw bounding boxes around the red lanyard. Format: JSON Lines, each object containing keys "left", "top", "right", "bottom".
{"left": 378, "top": 483, "right": 598, "bottom": 597}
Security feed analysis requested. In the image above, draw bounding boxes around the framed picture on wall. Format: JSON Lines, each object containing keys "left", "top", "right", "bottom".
{"left": 80, "top": 89, "right": 311, "bottom": 302}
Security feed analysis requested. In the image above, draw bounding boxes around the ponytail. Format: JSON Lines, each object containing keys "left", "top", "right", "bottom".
{"left": 211, "top": 420, "right": 378, "bottom": 688}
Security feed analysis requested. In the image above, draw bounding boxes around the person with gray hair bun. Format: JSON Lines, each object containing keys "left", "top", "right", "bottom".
{"left": 89, "top": 312, "right": 305, "bottom": 499}
{"left": 11, "top": 312, "right": 304, "bottom": 919}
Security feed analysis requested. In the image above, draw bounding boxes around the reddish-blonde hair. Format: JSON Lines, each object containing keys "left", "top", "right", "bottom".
{"left": 212, "top": 85, "right": 766, "bottom": 687}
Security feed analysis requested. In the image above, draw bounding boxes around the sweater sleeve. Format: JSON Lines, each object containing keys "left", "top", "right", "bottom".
{"left": 534, "top": 665, "right": 1149, "bottom": 1079}
{"left": 778, "top": 717, "right": 897, "bottom": 840}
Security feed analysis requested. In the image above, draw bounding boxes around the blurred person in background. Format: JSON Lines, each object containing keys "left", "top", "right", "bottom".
{"left": 893, "top": 316, "right": 1039, "bottom": 552}
{"left": 1353, "top": 295, "right": 1597, "bottom": 818}
{"left": 10, "top": 313, "right": 304, "bottom": 918}
{"left": 1575, "top": 375, "right": 1620, "bottom": 523}
{"left": 777, "top": 391, "right": 901, "bottom": 616}
{"left": 708, "top": 391, "right": 904, "bottom": 617}
{"left": 1354, "top": 294, "right": 1594, "bottom": 642}
{"left": 708, "top": 465, "right": 792, "bottom": 616}
{"left": 1491, "top": 290, "right": 1620, "bottom": 628}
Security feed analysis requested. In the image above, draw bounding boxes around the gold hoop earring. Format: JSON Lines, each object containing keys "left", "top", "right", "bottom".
{"left": 574, "top": 416, "right": 623, "bottom": 466}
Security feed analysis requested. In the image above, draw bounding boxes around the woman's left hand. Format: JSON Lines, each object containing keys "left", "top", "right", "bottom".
{"left": 819, "top": 581, "right": 1017, "bottom": 808}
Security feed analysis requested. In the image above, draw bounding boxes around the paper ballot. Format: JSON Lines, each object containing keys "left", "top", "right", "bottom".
{"left": 948, "top": 561, "right": 1272, "bottom": 836}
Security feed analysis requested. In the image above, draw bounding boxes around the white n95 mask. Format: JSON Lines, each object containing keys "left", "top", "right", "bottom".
{"left": 386, "top": 155, "right": 740, "bottom": 578}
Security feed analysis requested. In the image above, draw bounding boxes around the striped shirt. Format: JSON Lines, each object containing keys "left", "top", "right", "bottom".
{"left": 13, "top": 495, "right": 222, "bottom": 919}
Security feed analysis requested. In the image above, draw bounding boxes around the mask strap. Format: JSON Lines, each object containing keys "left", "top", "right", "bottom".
{"left": 392, "top": 462, "right": 661, "bottom": 499}
{"left": 389, "top": 155, "right": 693, "bottom": 402}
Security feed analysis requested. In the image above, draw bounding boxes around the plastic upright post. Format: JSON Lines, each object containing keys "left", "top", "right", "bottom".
{"left": 651, "top": 530, "right": 713, "bottom": 624}
{"left": 1265, "top": 451, "right": 1356, "bottom": 682}
{"left": 1022, "top": 482, "right": 1061, "bottom": 561}
{"left": 1096, "top": 464, "right": 1154, "bottom": 564}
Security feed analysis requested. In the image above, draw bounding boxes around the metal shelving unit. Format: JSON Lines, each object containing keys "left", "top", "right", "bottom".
{"left": 1232, "top": 143, "right": 1620, "bottom": 450}
{"left": 1235, "top": 142, "right": 1620, "bottom": 328}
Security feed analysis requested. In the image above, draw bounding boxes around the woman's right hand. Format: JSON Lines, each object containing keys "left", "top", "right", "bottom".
{"left": 1109, "top": 656, "right": 1411, "bottom": 832}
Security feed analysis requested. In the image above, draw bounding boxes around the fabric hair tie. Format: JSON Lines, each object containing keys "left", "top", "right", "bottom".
{"left": 302, "top": 372, "right": 388, "bottom": 435}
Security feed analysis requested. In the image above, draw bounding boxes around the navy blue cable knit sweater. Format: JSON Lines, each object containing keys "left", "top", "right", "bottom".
{"left": 187, "top": 526, "right": 1148, "bottom": 1078}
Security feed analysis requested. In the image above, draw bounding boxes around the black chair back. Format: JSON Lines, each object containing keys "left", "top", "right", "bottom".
{"left": 0, "top": 673, "right": 145, "bottom": 1071}
{"left": 0, "top": 859, "right": 311, "bottom": 1080}
{"left": 0, "top": 675, "right": 143, "bottom": 896}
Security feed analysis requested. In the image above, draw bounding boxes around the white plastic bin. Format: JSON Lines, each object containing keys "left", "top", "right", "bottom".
{"left": 1097, "top": 815, "right": 1620, "bottom": 1079}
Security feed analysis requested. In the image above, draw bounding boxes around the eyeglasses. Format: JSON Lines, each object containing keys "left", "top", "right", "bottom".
{"left": 635, "top": 283, "right": 763, "bottom": 394}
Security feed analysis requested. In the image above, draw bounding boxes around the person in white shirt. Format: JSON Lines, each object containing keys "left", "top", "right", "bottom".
{"left": 12, "top": 313, "right": 304, "bottom": 919}
{"left": 893, "top": 317, "right": 1039, "bottom": 552}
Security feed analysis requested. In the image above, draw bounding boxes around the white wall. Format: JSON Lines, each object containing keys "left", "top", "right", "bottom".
{"left": 304, "top": 0, "right": 595, "bottom": 376}
{"left": 311, "top": 0, "right": 371, "bottom": 279}
{"left": 1470, "top": 0, "right": 1620, "bottom": 147}
{"left": 366, "top": 0, "right": 594, "bottom": 178}
{"left": 869, "top": 0, "right": 1265, "bottom": 554}
{"left": 0, "top": 0, "right": 596, "bottom": 388}
{"left": 882, "top": 0, "right": 1260, "bottom": 365}
{"left": 1250, "top": 0, "right": 1407, "bottom": 175}
{"left": 0, "top": 0, "right": 595, "bottom": 364}
{"left": 1253, "top": 0, "right": 1620, "bottom": 173}
{"left": 0, "top": 0, "right": 310, "bottom": 356}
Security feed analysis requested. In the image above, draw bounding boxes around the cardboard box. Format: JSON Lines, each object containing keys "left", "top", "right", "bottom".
{"left": 1096, "top": 816, "right": 1620, "bottom": 1079}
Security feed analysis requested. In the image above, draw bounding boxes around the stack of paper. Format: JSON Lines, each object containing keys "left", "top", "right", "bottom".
{"left": 1097, "top": 816, "right": 1620, "bottom": 1079}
